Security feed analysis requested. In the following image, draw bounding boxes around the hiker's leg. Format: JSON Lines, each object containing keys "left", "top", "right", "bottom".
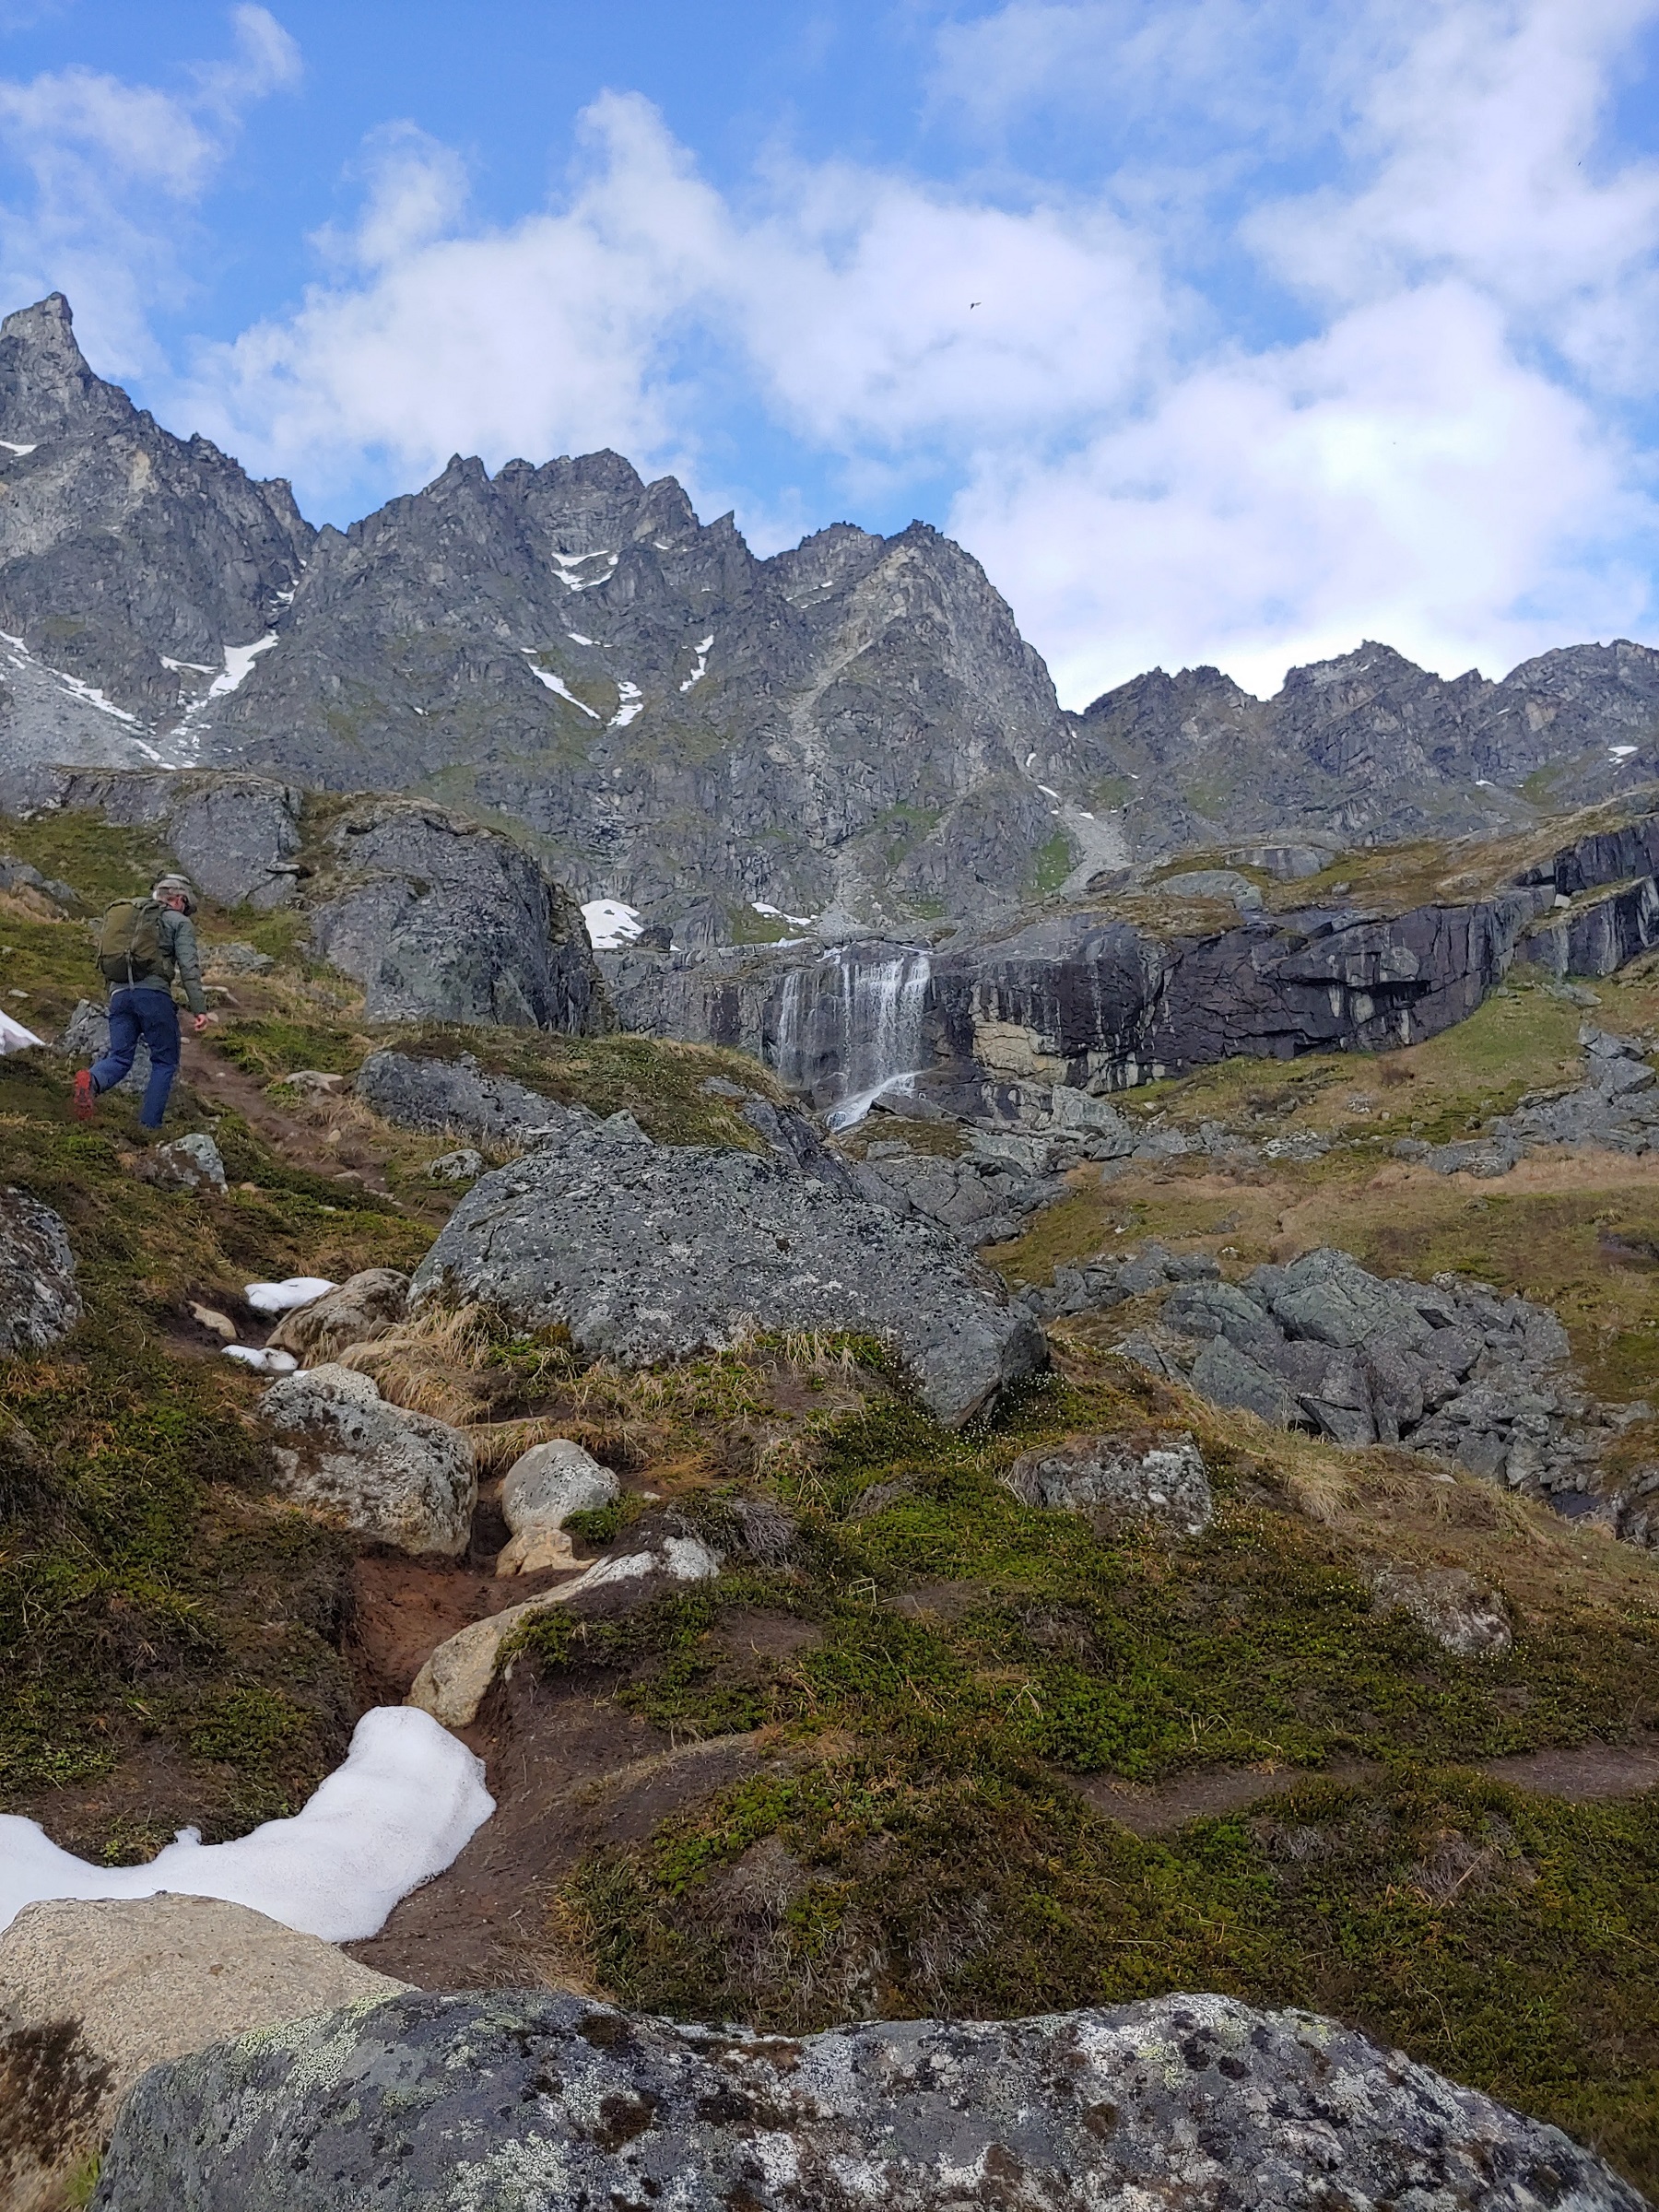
{"left": 135, "top": 990, "right": 182, "bottom": 1129}
{"left": 88, "top": 989, "right": 139, "bottom": 1094}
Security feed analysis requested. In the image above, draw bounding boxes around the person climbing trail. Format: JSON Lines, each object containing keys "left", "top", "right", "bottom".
{"left": 72, "top": 873, "right": 212, "bottom": 1130}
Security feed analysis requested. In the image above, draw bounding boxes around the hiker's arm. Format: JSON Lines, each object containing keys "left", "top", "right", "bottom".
{"left": 170, "top": 912, "right": 210, "bottom": 1018}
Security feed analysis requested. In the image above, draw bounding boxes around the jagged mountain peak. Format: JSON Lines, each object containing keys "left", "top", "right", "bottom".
{"left": 0, "top": 290, "right": 135, "bottom": 442}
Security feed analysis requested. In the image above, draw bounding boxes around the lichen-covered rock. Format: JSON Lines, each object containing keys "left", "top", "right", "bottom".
{"left": 355, "top": 1047, "right": 568, "bottom": 1139}
{"left": 89, "top": 1987, "right": 1643, "bottom": 2212}
{"left": 265, "top": 1269, "right": 409, "bottom": 1367}
{"left": 427, "top": 1147, "right": 483, "bottom": 1182}
{"left": 496, "top": 1437, "right": 619, "bottom": 1575}
{"left": 1370, "top": 1564, "right": 1513, "bottom": 1657}
{"left": 1005, "top": 1433, "right": 1211, "bottom": 1533}
{"left": 260, "top": 1364, "right": 475, "bottom": 1557}
{"left": 0, "top": 1188, "right": 79, "bottom": 1354}
{"left": 152, "top": 1133, "right": 226, "bottom": 1194}
{"left": 0, "top": 1895, "right": 405, "bottom": 2212}
{"left": 409, "top": 1119, "right": 1045, "bottom": 1430}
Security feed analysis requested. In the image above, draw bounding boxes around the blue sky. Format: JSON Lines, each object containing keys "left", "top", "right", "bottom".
{"left": 0, "top": 2, "right": 1656, "bottom": 705}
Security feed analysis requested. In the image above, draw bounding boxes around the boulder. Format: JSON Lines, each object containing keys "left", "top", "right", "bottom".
{"left": 1369, "top": 1564, "right": 1514, "bottom": 1657}
{"left": 0, "top": 1188, "right": 80, "bottom": 1354}
{"left": 265, "top": 1269, "right": 409, "bottom": 1367}
{"left": 427, "top": 1147, "right": 482, "bottom": 1182}
{"left": 1004, "top": 1433, "right": 1211, "bottom": 1533}
{"left": 409, "top": 1534, "right": 721, "bottom": 1726}
{"left": 204, "top": 941, "right": 274, "bottom": 975}
{"left": 408, "top": 1122, "right": 1046, "bottom": 1430}
{"left": 56, "top": 997, "right": 147, "bottom": 1094}
{"left": 308, "top": 800, "right": 606, "bottom": 1032}
{"left": 260, "top": 1364, "right": 476, "bottom": 1557}
{"left": 153, "top": 1133, "right": 227, "bottom": 1194}
{"left": 89, "top": 1987, "right": 1643, "bottom": 2212}
{"left": 0, "top": 1894, "right": 405, "bottom": 2212}
{"left": 355, "top": 1047, "right": 564, "bottom": 1140}
{"left": 161, "top": 777, "right": 307, "bottom": 910}
{"left": 496, "top": 1437, "right": 619, "bottom": 1575}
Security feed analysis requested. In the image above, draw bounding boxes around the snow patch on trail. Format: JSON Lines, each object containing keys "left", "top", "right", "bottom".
{"left": 246, "top": 1276, "right": 335, "bottom": 1314}
{"left": 0, "top": 1707, "right": 494, "bottom": 1942}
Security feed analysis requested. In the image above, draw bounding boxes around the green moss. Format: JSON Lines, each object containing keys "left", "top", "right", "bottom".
{"left": 1030, "top": 831, "right": 1075, "bottom": 897}
{"left": 392, "top": 1024, "right": 785, "bottom": 1148}
{"left": 214, "top": 1018, "right": 365, "bottom": 1083}
{"left": 568, "top": 1760, "right": 1659, "bottom": 2189}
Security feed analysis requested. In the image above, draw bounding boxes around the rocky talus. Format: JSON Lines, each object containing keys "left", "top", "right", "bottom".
{"left": 90, "top": 1988, "right": 1643, "bottom": 2211}
{"left": 1074, "top": 1243, "right": 1658, "bottom": 1544}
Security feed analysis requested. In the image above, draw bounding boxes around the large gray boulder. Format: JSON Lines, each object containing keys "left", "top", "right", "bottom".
{"left": 90, "top": 1987, "right": 1642, "bottom": 2211}
{"left": 260, "top": 1364, "right": 476, "bottom": 1556}
{"left": 0, "top": 1187, "right": 79, "bottom": 1354}
{"left": 0, "top": 1895, "right": 404, "bottom": 2212}
{"left": 409, "top": 1117, "right": 1044, "bottom": 1428}
{"left": 309, "top": 800, "right": 605, "bottom": 1032}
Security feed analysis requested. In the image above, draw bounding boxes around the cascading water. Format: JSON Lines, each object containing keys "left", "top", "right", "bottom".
{"left": 771, "top": 945, "right": 933, "bottom": 1127}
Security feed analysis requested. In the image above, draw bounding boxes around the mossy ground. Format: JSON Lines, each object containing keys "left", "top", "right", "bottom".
{"left": 535, "top": 1354, "right": 1659, "bottom": 2189}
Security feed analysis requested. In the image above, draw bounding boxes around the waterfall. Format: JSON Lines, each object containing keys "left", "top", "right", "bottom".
{"left": 771, "top": 945, "right": 932, "bottom": 1126}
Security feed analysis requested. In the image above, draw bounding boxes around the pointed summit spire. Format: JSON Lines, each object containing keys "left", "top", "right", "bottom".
{"left": 0, "top": 292, "right": 134, "bottom": 442}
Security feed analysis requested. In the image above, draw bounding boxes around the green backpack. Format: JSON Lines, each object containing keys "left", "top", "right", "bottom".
{"left": 96, "top": 898, "right": 165, "bottom": 986}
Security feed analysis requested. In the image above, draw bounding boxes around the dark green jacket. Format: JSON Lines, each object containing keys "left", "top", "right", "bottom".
{"left": 123, "top": 905, "right": 207, "bottom": 1016}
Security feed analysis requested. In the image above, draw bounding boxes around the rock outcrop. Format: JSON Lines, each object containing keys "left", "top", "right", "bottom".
{"left": 89, "top": 1987, "right": 1643, "bottom": 2212}
{"left": 1113, "top": 1247, "right": 1641, "bottom": 1526}
{"left": 1004, "top": 1433, "right": 1212, "bottom": 1532}
{"left": 152, "top": 1134, "right": 226, "bottom": 1194}
{"left": 0, "top": 293, "right": 310, "bottom": 762}
{"left": 0, "top": 1894, "right": 405, "bottom": 2212}
{"left": 260, "top": 1365, "right": 477, "bottom": 1556}
{"left": 0, "top": 1189, "right": 79, "bottom": 1354}
{"left": 408, "top": 1111, "right": 1045, "bottom": 1429}
{"left": 307, "top": 798, "right": 606, "bottom": 1031}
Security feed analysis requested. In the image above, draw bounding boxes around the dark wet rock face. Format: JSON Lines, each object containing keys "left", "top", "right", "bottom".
{"left": 408, "top": 1110, "right": 1044, "bottom": 1427}
{"left": 90, "top": 1988, "right": 1643, "bottom": 2212}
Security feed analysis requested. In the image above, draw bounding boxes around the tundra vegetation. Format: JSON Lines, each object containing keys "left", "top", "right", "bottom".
{"left": 2, "top": 813, "right": 1658, "bottom": 2196}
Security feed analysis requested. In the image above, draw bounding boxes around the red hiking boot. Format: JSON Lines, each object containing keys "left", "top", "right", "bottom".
{"left": 71, "top": 1069, "right": 97, "bottom": 1121}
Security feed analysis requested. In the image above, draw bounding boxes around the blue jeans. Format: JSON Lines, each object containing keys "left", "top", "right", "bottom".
{"left": 91, "top": 986, "right": 182, "bottom": 1129}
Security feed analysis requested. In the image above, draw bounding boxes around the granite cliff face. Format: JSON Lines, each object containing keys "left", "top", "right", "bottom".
{"left": 5, "top": 291, "right": 1659, "bottom": 948}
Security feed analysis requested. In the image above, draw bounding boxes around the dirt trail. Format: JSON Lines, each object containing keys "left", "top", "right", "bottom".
{"left": 181, "top": 1032, "right": 432, "bottom": 1211}
{"left": 1076, "top": 1736, "right": 1659, "bottom": 1838}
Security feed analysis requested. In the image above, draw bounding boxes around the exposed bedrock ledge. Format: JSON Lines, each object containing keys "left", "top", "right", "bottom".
{"left": 609, "top": 891, "right": 1551, "bottom": 1097}
{"left": 610, "top": 809, "right": 1659, "bottom": 1099}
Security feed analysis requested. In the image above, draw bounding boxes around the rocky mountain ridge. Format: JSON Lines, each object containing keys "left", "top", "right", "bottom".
{"left": 2, "top": 292, "right": 1658, "bottom": 948}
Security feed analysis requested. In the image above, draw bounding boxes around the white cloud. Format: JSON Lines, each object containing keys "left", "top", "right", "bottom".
{"left": 956, "top": 281, "right": 1651, "bottom": 702}
{"left": 0, "top": 6, "right": 299, "bottom": 375}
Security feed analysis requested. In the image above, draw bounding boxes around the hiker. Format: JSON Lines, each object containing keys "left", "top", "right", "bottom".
{"left": 72, "top": 873, "right": 211, "bottom": 1129}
